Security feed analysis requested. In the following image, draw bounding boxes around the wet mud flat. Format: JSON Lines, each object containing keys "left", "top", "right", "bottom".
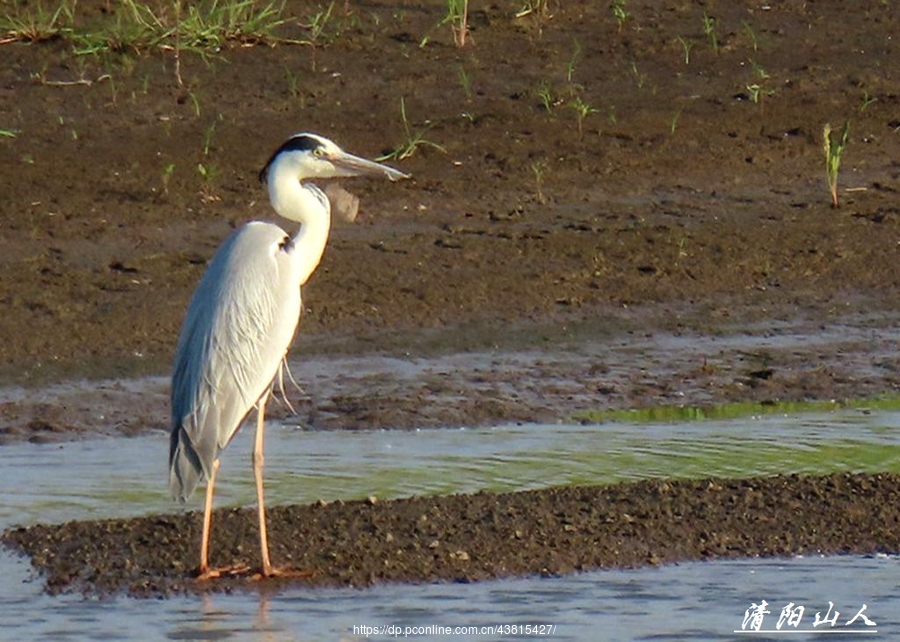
{"left": 4, "top": 472, "right": 899, "bottom": 597}
{"left": 1, "top": 0, "right": 899, "bottom": 387}
{"left": 4, "top": 297, "right": 900, "bottom": 445}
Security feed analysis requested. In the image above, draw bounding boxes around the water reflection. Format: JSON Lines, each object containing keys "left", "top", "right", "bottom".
{"left": 2, "top": 554, "right": 897, "bottom": 640}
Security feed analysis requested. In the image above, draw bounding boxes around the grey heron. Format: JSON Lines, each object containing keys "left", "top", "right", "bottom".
{"left": 169, "top": 133, "right": 408, "bottom": 579}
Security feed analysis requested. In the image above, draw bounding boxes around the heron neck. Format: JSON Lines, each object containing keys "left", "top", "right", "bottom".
{"left": 268, "top": 173, "right": 332, "bottom": 285}
{"left": 291, "top": 190, "right": 331, "bottom": 284}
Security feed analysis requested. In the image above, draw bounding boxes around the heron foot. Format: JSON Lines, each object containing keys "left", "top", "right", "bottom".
{"left": 195, "top": 564, "right": 252, "bottom": 581}
{"left": 249, "top": 566, "right": 316, "bottom": 581}
{"left": 194, "top": 564, "right": 315, "bottom": 581}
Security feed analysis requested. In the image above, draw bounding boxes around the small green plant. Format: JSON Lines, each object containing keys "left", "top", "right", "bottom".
{"left": 378, "top": 97, "right": 446, "bottom": 161}
{"left": 669, "top": 108, "right": 682, "bottom": 134}
{"left": 188, "top": 91, "right": 202, "bottom": 117}
{"left": 701, "top": 11, "right": 718, "bottom": 53}
{"left": 748, "top": 58, "right": 769, "bottom": 81}
{"left": 611, "top": 0, "right": 629, "bottom": 33}
{"left": 746, "top": 83, "right": 774, "bottom": 106}
{"left": 107, "top": 73, "right": 119, "bottom": 105}
{"left": 676, "top": 36, "right": 694, "bottom": 64}
{"left": 742, "top": 20, "right": 759, "bottom": 52}
{"left": 458, "top": 66, "right": 473, "bottom": 101}
{"left": 197, "top": 162, "right": 218, "bottom": 183}
{"left": 607, "top": 105, "right": 617, "bottom": 124}
{"left": 516, "top": 0, "right": 551, "bottom": 19}
{"left": 746, "top": 59, "right": 773, "bottom": 109}
{"left": 537, "top": 82, "right": 556, "bottom": 113}
{"left": 284, "top": 65, "right": 299, "bottom": 98}
{"left": 0, "top": 129, "right": 18, "bottom": 138}
{"left": 566, "top": 39, "right": 581, "bottom": 83}
{"left": 161, "top": 163, "right": 176, "bottom": 195}
{"left": 202, "top": 118, "right": 220, "bottom": 156}
{"left": 745, "top": 84, "right": 761, "bottom": 103}
{"left": 629, "top": 60, "right": 647, "bottom": 89}
{"left": 174, "top": 0, "right": 288, "bottom": 49}
{"left": 570, "top": 96, "right": 598, "bottom": 140}
{"left": 302, "top": 1, "right": 335, "bottom": 44}
{"left": 531, "top": 159, "right": 549, "bottom": 204}
{"left": 300, "top": 3, "right": 336, "bottom": 71}
{"left": 859, "top": 91, "right": 878, "bottom": 113}
{"left": 0, "top": 0, "right": 74, "bottom": 43}
{"left": 6, "top": 0, "right": 292, "bottom": 55}
{"left": 823, "top": 121, "right": 850, "bottom": 208}
{"left": 442, "top": 0, "right": 469, "bottom": 47}
{"left": 172, "top": 0, "right": 184, "bottom": 87}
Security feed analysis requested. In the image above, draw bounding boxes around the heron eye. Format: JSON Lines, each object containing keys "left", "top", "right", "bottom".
{"left": 313, "top": 147, "right": 324, "bottom": 157}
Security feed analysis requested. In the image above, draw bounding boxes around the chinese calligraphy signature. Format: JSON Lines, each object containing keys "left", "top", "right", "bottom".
{"left": 739, "top": 601, "right": 876, "bottom": 633}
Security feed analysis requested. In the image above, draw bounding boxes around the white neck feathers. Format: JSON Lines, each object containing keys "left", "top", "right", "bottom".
{"left": 266, "top": 157, "right": 332, "bottom": 285}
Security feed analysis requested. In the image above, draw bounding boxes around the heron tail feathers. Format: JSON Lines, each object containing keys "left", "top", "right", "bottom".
{"left": 168, "top": 429, "right": 205, "bottom": 502}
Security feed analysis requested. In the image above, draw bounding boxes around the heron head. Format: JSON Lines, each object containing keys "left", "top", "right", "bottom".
{"left": 258, "top": 133, "right": 408, "bottom": 184}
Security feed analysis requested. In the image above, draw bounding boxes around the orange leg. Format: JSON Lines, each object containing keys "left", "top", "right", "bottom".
{"left": 197, "top": 389, "right": 312, "bottom": 582}
{"left": 248, "top": 391, "right": 315, "bottom": 581}
{"left": 198, "top": 458, "right": 220, "bottom": 578}
{"left": 254, "top": 389, "right": 273, "bottom": 576}
{"left": 197, "top": 458, "right": 250, "bottom": 581}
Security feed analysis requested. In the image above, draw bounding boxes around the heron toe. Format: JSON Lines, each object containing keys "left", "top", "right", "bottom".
{"left": 250, "top": 566, "right": 317, "bottom": 581}
{"left": 195, "top": 563, "right": 253, "bottom": 581}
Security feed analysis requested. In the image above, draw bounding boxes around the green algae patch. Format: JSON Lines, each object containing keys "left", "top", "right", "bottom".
{"left": 573, "top": 397, "right": 900, "bottom": 425}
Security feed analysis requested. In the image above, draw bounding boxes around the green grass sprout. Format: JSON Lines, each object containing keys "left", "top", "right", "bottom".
{"left": 676, "top": 36, "right": 694, "bottom": 64}
{"left": 442, "top": 0, "right": 469, "bottom": 47}
{"left": 611, "top": 0, "right": 628, "bottom": 33}
{"left": 537, "top": 82, "right": 556, "bottom": 114}
{"left": 531, "top": 159, "right": 549, "bottom": 204}
{"left": 516, "top": 0, "right": 551, "bottom": 19}
{"left": 742, "top": 20, "right": 759, "bottom": 52}
{"left": 5, "top": 0, "right": 293, "bottom": 56}
{"left": 0, "top": 0, "right": 74, "bottom": 44}
{"left": 859, "top": 91, "right": 878, "bottom": 113}
{"left": 570, "top": 96, "right": 598, "bottom": 140}
{"left": 378, "top": 97, "right": 446, "bottom": 161}
{"left": 669, "top": 108, "right": 682, "bottom": 134}
{"left": 701, "top": 11, "right": 718, "bottom": 54}
{"left": 566, "top": 39, "right": 581, "bottom": 83}
{"left": 823, "top": 121, "right": 850, "bottom": 208}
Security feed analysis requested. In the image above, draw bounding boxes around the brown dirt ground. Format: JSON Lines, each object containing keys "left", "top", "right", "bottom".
{"left": 2, "top": 0, "right": 900, "bottom": 595}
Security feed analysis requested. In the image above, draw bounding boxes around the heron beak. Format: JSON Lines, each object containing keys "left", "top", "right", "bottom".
{"left": 328, "top": 151, "right": 410, "bottom": 182}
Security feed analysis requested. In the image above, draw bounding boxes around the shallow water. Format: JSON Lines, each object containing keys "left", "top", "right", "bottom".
{"left": 4, "top": 408, "right": 900, "bottom": 529}
{"left": 2, "top": 408, "right": 900, "bottom": 639}
{"left": 2, "top": 554, "right": 896, "bottom": 640}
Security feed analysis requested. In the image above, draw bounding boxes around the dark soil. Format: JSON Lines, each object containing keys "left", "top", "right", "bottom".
{"left": 2, "top": 0, "right": 900, "bottom": 595}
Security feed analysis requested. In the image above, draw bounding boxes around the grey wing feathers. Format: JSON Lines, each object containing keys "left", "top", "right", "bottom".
{"left": 169, "top": 222, "right": 303, "bottom": 501}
